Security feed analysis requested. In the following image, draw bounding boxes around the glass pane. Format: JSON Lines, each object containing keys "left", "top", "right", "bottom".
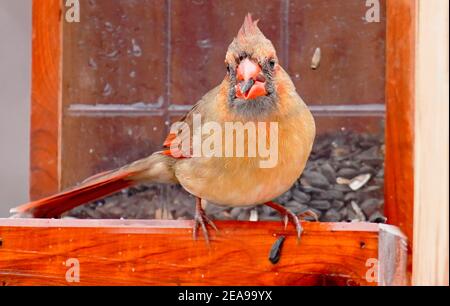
{"left": 63, "top": 0, "right": 386, "bottom": 223}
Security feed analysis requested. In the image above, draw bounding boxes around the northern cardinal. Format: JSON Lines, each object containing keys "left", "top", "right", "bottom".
{"left": 11, "top": 15, "right": 316, "bottom": 242}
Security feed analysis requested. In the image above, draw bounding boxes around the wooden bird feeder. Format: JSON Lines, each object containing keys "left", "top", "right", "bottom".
{"left": 1, "top": 0, "right": 427, "bottom": 286}
{"left": 0, "top": 219, "right": 407, "bottom": 286}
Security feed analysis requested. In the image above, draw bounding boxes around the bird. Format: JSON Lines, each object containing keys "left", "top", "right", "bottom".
{"left": 11, "top": 14, "right": 316, "bottom": 243}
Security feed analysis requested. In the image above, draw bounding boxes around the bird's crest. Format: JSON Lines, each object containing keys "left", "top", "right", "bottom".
{"left": 236, "top": 14, "right": 265, "bottom": 43}
{"left": 225, "top": 13, "right": 276, "bottom": 67}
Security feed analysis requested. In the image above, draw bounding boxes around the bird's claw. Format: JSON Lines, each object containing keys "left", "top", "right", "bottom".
{"left": 193, "top": 198, "right": 218, "bottom": 244}
{"left": 283, "top": 209, "right": 303, "bottom": 240}
{"left": 265, "top": 201, "right": 304, "bottom": 241}
{"left": 299, "top": 209, "right": 319, "bottom": 222}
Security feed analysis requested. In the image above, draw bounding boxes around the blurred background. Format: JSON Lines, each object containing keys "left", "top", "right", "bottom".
{"left": 0, "top": 0, "right": 31, "bottom": 217}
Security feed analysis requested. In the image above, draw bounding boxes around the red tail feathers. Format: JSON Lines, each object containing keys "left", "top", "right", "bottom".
{"left": 11, "top": 171, "right": 137, "bottom": 218}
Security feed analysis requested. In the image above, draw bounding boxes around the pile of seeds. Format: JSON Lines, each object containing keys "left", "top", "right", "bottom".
{"left": 68, "top": 131, "right": 386, "bottom": 223}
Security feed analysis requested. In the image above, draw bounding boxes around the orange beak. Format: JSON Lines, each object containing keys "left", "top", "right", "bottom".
{"left": 235, "top": 58, "right": 267, "bottom": 100}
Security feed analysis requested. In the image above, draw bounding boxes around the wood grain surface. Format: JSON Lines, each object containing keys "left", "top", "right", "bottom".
{"left": 413, "top": 0, "right": 449, "bottom": 286}
{"left": 385, "top": 0, "right": 415, "bottom": 269}
{"left": 30, "top": 0, "right": 62, "bottom": 200}
{"left": 0, "top": 219, "right": 407, "bottom": 286}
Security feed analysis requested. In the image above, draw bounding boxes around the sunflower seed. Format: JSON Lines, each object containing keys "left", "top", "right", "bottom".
{"left": 349, "top": 174, "right": 372, "bottom": 191}
{"left": 350, "top": 201, "right": 366, "bottom": 221}
{"left": 292, "top": 190, "right": 311, "bottom": 203}
{"left": 322, "top": 209, "right": 341, "bottom": 222}
{"left": 309, "top": 200, "right": 331, "bottom": 210}
{"left": 361, "top": 198, "right": 382, "bottom": 217}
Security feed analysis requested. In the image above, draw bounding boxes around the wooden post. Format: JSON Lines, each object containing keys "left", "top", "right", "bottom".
{"left": 413, "top": 0, "right": 449, "bottom": 286}
{"left": 30, "top": 0, "right": 62, "bottom": 200}
{"left": 385, "top": 0, "right": 416, "bottom": 272}
{"left": 0, "top": 219, "right": 407, "bottom": 286}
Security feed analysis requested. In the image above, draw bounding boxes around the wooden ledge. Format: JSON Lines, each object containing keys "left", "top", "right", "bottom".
{"left": 0, "top": 219, "right": 407, "bottom": 286}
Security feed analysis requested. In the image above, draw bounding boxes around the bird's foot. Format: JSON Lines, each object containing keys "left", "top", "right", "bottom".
{"left": 193, "top": 198, "right": 218, "bottom": 244}
{"left": 265, "top": 201, "right": 303, "bottom": 240}
{"left": 299, "top": 209, "right": 319, "bottom": 222}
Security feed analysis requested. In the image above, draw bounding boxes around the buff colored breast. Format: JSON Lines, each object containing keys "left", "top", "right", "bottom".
{"left": 174, "top": 97, "right": 315, "bottom": 207}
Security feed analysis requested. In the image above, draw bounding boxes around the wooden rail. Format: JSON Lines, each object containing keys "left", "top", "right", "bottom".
{"left": 0, "top": 219, "right": 407, "bottom": 286}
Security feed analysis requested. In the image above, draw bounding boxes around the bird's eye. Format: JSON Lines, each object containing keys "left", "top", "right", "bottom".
{"left": 226, "top": 64, "right": 231, "bottom": 74}
{"left": 269, "top": 59, "right": 276, "bottom": 69}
